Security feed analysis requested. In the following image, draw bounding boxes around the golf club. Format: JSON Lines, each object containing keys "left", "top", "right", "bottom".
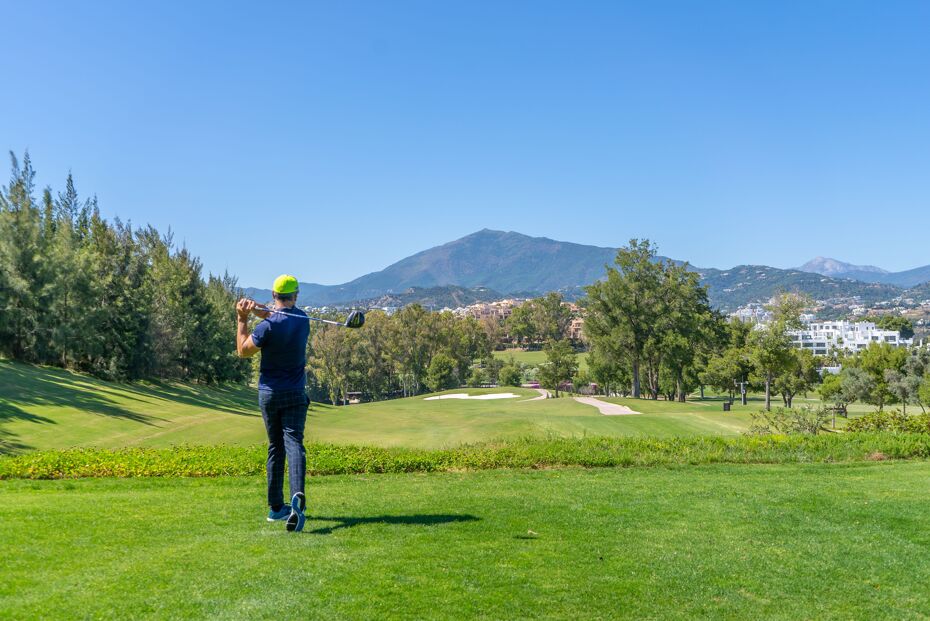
{"left": 245, "top": 300, "right": 366, "bottom": 329}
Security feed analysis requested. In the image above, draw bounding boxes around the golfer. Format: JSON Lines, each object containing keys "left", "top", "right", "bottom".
{"left": 236, "top": 274, "right": 310, "bottom": 532}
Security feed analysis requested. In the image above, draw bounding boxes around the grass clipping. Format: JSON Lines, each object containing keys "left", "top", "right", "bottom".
{"left": 3, "top": 434, "right": 930, "bottom": 480}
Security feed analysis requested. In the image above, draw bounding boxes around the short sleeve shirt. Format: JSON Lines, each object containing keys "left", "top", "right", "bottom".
{"left": 251, "top": 307, "right": 310, "bottom": 392}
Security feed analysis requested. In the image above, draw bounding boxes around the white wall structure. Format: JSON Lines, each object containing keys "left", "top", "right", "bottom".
{"left": 733, "top": 304, "right": 772, "bottom": 323}
{"left": 788, "top": 320, "right": 912, "bottom": 355}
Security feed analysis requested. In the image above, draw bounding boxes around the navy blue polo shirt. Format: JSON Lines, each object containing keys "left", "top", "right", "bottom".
{"left": 251, "top": 306, "right": 310, "bottom": 392}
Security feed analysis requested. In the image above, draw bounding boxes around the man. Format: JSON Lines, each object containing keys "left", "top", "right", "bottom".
{"left": 236, "top": 274, "right": 310, "bottom": 532}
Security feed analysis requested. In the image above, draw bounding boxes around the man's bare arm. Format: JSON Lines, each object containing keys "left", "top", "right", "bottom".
{"left": 236, "top": 299, "right": 262, "bottom": 358}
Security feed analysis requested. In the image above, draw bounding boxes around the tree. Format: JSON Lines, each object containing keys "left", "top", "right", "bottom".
{"left": 830, "top": 367, "right": 876, "bottom": 408}
{"left": 467, "top": 365, "right": 488, "bottom": 387}
{"left": 498, "top": 364, "right": 522, "bottom": 387}
{"left": 774, "top": 349, "right": 820, "bottom": 408}
{"left": 310, "top": 325, "right": 358, "bottom": 405}
{"left": 572, "top": 369, "right": 592, "bottom": 394}
{"left": 853, "top": 343, "right": 908, "bottom": 410}
{"left": 750, "top": 294, "right": 806, "bottom": 410}
{"left": 919, "top": 374, "right": 930, "bottom": 413}
{"left": 867, "top": 315, "right": 915, "bottom": 341}
{"left": 505, "top": 303, "right": 536, "bottom": 348}
{"left": 531, "top": 292, "right": 573, "bottom": 343}
{"left": 537, "top": 339, "right": 578, "bottom": 397}
{"left": 426, "top": 353, "right": 458, "bottom": 392}
{"left": 0, "top": 152, "right": 247, "bottom": 384}
{"left": 701, "top": 347, "right": 753, "bottom": 403}
{"left": 584, "top": 239, "right": 711, "bottom": 399}
{"left": 586, "top": 345, "right": 630, "bottom": 397}
{"left": 479, "top": 315, "right": 504, "bottom": 350}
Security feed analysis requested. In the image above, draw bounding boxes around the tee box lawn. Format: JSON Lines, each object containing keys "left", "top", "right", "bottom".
{"left": 3, "top": 462, "right": 930, "bottom": 619}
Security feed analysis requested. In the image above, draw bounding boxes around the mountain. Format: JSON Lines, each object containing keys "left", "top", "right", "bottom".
{"left": 796, "top": 256, "right": 930, "bottom": 288}
{"left": 697, "top": 265, "right": 902, "bottom": 310}
{"left": 246, "top": 230, "right": 618, "bottom": 305}
{"left": 797, "top": 257, "right": 888, "bottom": 277}
{"left": 243, "top": 229, "right": 928, "bottom": 311}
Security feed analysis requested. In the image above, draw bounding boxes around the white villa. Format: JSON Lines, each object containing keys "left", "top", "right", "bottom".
{"left": 788, "top": 320, "right": 912, "bottom": 355}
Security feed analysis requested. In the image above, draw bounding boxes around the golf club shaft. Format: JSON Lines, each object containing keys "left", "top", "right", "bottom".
{"left": 245, "top": 300, "right": 344, "bottom": 326}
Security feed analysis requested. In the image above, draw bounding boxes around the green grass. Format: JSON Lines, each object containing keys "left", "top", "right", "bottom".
{"left": 8, "top": 434, "right": 930, "bottom": 479}
{"left": 0, "top": 359, "right": 262, "bottom": 454}
{"left": 493, "top": 347, "right": 589, "bottom": 371}
{"left": 3, "top": 462, "right": 930, "bottom": 619}
{"left": 1, "top": 360, "right": 882, "bottom": 454}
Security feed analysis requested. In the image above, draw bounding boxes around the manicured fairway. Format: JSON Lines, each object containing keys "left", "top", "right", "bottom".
{"left": 2, "top": 360, "right": 875, "bottom": 453}
{"left": 3, "top": 462, "right": 930, "bottom": 619}
{"left": 493, "top": 348, "right": 589, "bottom": 371}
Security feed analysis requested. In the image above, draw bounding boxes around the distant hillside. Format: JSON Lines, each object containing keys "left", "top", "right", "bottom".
{"left": 904, "top": 281, "right": 930, "bottom": 302}
{"left": 246, "top": 230, "right": 618, "bottom": 305}
{"left": 697, "top": 266, "right": 903, "bottom": 311}
{"left": 355, "top": 285, "right": 506, "bottom": 310}
{"left": 796, "top": 256, "right": 930, "bottom": 288}
{"left": 797, "top": 257, "right": 888, "bottom": 277}
{"left": 243, "top": 230, "right": 927, "bottom": 311}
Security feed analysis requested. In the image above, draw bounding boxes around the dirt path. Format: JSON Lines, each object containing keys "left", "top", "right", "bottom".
{"left": 573, "top": 396, "right": 640, "bottom": 415}
{"left": 520, "top": 388, "right": 551, "bottom": 402}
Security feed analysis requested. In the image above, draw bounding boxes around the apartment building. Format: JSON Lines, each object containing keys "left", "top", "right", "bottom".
{"left": 789, "top": 320, "right": 912, "bottom": 355}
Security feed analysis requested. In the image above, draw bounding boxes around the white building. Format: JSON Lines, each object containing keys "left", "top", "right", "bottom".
{"left": 789, "top": 320, "right": 912, "bottom": 355}
{"left": 732, "top": 304, "right": 772, "bottom": 324}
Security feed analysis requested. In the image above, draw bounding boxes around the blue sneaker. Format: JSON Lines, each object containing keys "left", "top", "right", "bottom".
{"left": 286, "top": 492, "right": 306, "bottom": 533}
{"left": 267, "top": 505, "right": 291, "bottom": 522}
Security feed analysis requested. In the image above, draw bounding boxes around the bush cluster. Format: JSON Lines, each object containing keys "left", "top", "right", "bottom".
{"left": 747, "top": 406, "right": 832, "bottom": 436}
{"left": 846, "top": 410, "right": 930, "bottom": 434}
{"left": 3, "top": 434, "right": 930, "bottom": 480}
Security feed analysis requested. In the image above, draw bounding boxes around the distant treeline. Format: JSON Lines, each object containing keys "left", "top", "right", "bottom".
{"left": 0, "top": 151, "right": 249, "bottom": 383}
{"left": 307, "top": 305, "right": 492, "bottom": 404}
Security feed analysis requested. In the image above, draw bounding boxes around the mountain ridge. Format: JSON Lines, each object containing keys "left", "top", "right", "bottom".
{"left": 795, "top": 256, "right": 930, "bottom": 287}
{"left": 243, "top": 229, "right": 930, "bottom": 310}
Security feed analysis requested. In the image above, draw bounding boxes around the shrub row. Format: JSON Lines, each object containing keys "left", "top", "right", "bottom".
{"left": 2, "top": 434, "right": 930, "bottom": 480}
{"left": 846, "top": 410, "right": 930, "bottom": 434}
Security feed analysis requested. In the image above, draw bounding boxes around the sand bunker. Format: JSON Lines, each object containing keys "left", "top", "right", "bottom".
{"left": 424, "top": 393, "right": 520, "bottom": 401}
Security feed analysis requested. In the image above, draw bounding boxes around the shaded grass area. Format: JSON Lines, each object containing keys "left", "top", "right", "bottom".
{"left": 0, "top": 359, "right": 261, "bottom": 454}
{"left": 3, "top": 434, "right": 930, "bottom": 479}
{"left": 3, "top": 463, "right": 930, "bottom": 619}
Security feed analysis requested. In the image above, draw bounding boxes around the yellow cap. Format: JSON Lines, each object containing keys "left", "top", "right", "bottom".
{"left": 272, "top": 274, "right": 299, "bottom": 295}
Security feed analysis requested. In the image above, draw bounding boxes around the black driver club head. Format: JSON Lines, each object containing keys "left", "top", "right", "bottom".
{"left": 345, "top": 310, "right": 365, "bottom": 329}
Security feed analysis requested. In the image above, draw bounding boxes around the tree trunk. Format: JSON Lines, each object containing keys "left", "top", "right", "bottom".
{"left": 631, "top": 360, "right": 641, "bottom": 398}
{"left": 699, "top": 385, "right": 705, "bottom": 399}
{"left": 765, "top": 375, "right": 772, "bottom": 411}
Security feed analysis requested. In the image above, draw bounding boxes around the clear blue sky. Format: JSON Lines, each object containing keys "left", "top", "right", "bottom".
{"left": 3, "top": 1, "right": 929, "bottom": 287}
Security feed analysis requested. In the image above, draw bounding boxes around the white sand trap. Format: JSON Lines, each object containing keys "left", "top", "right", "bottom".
{"left": 424, "top": 393, "right": 520, "bottom": 401}
{"left": 574, "top": 396, "right": 640, "bottom": 415}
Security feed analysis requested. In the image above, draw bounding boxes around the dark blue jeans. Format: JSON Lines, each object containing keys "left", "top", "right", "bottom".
{"left": 258, "top": 389, "right": 309, "bottom": 508}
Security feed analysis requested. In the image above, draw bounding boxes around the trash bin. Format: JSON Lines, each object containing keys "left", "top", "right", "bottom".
{"left": 723, "top": 402, "right": 731, "bottom": 412}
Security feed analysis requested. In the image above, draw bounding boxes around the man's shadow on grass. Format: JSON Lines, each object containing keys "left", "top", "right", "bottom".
{"left": 306, "top": 514, "right": 480, "bottom": 535}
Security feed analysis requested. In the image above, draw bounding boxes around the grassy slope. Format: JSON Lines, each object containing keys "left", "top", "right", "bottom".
{"left": 1, "top": 360, "right": 872, "bottom": 454}
{"left": 3, "top": 463, "right": 930, "bottom": 619}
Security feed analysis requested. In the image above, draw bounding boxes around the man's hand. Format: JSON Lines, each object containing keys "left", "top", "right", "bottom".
{"left": 236, "top": 299, "right": 262, "bottom": 358}
{"left": 237, "top": 299, "right": 269, "bottom": 321}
